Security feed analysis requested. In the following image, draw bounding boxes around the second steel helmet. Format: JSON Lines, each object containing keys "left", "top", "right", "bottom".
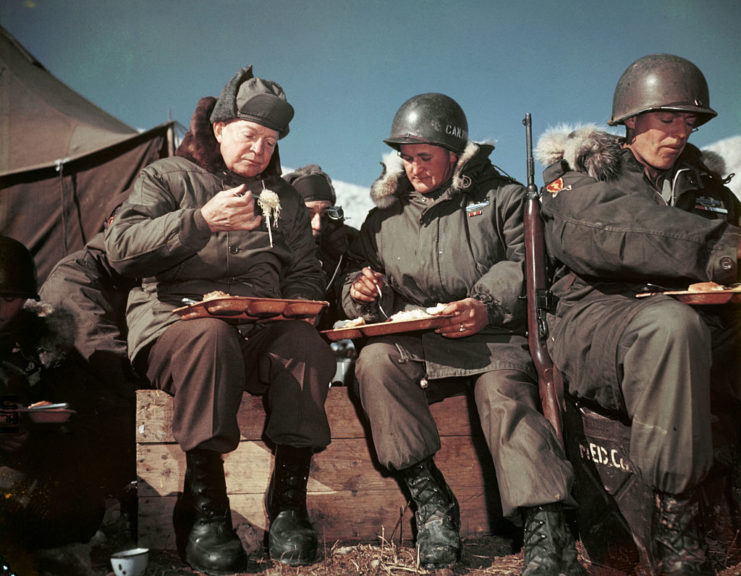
{"left": 0, "top": 235, "right": 39, "bottom": 300}
{"left": 609, "top": 54, "right": 717, "bottom": 126}
{"left": 384, "top": 93, "right": 468, "bottom": 153}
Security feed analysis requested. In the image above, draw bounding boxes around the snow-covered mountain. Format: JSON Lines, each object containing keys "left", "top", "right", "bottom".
{"left": 331, "top": 179, "right": 373, "bottom": 228}
{"left": 703, "top": 136, "right": 741, "bottom": 200}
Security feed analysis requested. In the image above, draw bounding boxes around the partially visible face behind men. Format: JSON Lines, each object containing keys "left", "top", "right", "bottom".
{"left": 624, "top": 111, "right": 697, "bottom": 176}
{"left": 399, "top": 143, "right": 458, "bottom": 195}
{"left": 213, "top": 119, "right": 279, "bottom": 178}
{"left": 304, "top": 200, "right": 333, "bottom": 239}
{"left": 0, "top": 297, "right": 24, "bottom": 331}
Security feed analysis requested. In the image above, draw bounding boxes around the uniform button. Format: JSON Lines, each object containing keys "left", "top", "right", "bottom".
{"left": 720, "top": 256, "right": 733, "bottom": 271}
{"left": 229, "top": 245, "right": 240, "bottom": 254}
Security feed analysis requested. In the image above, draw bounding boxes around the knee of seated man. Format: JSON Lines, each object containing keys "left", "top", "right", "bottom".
{"left": 638, "top": 298, "right": 709, "bottom": 345}
{"left": 355, "top": 341, "right": 400, "bottom": 379}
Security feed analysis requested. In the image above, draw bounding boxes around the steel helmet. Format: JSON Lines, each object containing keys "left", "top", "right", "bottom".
{"left": 384, "top": 93, "right": 468, "bottom": 153}
{"left": 0, "top": 235, "right": 39, "bottom": 300}
{"left": 609, "top": 54, "right": 717, "bottom": 126}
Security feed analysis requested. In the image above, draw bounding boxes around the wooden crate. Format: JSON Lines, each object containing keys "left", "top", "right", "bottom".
{"left": 135, "top": 386, "right": 502, "bottom": 550}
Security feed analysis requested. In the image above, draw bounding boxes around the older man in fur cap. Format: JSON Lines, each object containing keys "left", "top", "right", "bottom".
{"left": 536, "top": 54, "right": 741, "bottom": 575}
{"left": 342, "top": 93, "right": 584, "bottom": 574}
{"left": 105, "top": 67, "right": 335, "bottom": 573}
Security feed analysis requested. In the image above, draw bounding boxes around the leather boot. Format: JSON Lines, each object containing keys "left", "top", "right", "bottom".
{"left": 654, "top": 490, "right": 713, "bottom": 576}
{"left": 267, "top": 445, "right": 318, "bottom": 565}
{"left": 174, "top": 449, "right": 247, "bottom": 575}
{"left": 522, "top": 503, "right": 586, "bottom": 576}
{"left": 398, "top": 458, "right": 460, "bottom": 569}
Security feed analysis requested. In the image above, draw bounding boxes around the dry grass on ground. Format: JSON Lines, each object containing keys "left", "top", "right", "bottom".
{"left": 19, "top": 501, "right": 741, "bottom": 576}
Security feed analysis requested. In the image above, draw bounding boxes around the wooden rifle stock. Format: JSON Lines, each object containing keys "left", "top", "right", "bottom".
{"left": 522, "top": 114, "right": 564, "bottom": 447}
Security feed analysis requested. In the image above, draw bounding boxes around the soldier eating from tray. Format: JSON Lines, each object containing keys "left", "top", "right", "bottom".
{"left": 536, "top": 54, "right": 741, "bottom": 575}
{"left": 342, "top": 93, "right": 584, "bottom": 574}
{"left": 105, "top": 66, "right": 335, "bottom": 573}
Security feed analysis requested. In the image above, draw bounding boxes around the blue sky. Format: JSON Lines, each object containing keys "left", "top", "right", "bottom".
{"left": 2, "top": 0, "right": 740, "bottom": 189}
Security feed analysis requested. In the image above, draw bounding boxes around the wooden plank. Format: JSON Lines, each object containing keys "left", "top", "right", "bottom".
{"left": 136, "top": 386, "right": 501, "bottom": 548}
{"left": 136, "top": 387, "right": 479, "bottom": 443}
{"left": 137, "top": 436, "right": 494, "bottom": 497}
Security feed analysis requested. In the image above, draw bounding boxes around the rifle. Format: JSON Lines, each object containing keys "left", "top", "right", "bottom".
{"left": 522, "top": 113, "right": 564, "bottom": 447}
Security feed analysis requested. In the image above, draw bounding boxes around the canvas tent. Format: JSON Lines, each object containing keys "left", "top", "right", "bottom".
{"left": 0, "top": 25, "right": 175, "bottom": 282}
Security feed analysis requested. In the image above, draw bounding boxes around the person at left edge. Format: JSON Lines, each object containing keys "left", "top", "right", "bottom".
{"left": 105, "top": 66, "right": 335, "bottom": 573}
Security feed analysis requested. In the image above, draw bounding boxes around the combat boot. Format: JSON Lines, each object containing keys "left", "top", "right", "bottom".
{"left": 654, "top": 490, "right": 713, "bottom": 576}
{"left": 398, "top": 458, "right": 460, "bottom": 569}
{"left": 522, "top": 503, "right": 586, "bottom": 576}
{"left": 267, "top": 445, "right": 318, "bottom": 565}
{"left": 174, "top": 449, "right": 247, "bottom": 575}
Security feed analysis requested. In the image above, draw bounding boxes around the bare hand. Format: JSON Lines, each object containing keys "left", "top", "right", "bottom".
{"left": 349, "top": 267, "right": 385, "bottom": 303}
{"left": 200, "top": 185, "right": 262, "bottom": 232}
{"left": 436, "top": 297, "right": 488, "bottom": 338}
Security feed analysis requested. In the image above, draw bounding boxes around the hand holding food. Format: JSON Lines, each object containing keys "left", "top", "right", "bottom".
{"left": 435, "top": 297, "right": 488, "bottom": 339}
{"left": 201, "top": 184, "right": 262, "bottom": 232}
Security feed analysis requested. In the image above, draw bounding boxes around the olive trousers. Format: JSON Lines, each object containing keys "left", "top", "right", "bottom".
{"left": 354, "top": 335, "right": 574, "bottom": 517}
{"left": 142, "top": 318, "right": 335, "bottom": 454}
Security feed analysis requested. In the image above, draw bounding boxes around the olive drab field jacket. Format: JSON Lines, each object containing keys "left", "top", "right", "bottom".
{"left": 536, "top": 125, "right": 741, "bottom": 406}
{"left": 105, "top": 97, "right": 324, "bottom": 361}
{"left": 342, "top": 142, "right": 534, "bottom": 381}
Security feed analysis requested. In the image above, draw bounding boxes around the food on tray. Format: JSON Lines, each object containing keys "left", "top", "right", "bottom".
{"left": 338, "top": 304, "right": 449, "bottom": 327}
{"left": 687, "top": 281, "right": 726, "bottom": 292}
{"left": 203, "top": 290, "right": 231, "bottom": 300}
{"left": 29, "top": 400, "right": 53, "bottom": 408}
{"left": 388, "top": 303, "right": 447, "bottom": 322}
{"left": 336, "top": 317, "right": 367, "bottom": 328}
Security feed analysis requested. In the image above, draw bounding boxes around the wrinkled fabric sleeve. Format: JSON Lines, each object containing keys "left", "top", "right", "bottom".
{"left": 541, "top": 171, "right": 741, "bottom": 285}
{"left": 340, "top": 210, "right": 388, "bottom": 321}
{"left": 469, "top": 183, "right": 528, "bottom": 329}
{"left": 104, "top": 166, "right": 211, "bottom": 278}
{"left": 279, "top": 197, "right": 326, "bottom": 301}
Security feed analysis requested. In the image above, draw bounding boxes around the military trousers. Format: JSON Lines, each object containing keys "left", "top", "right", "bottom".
{"left": 614, "top": 297, "right": 741, "bottom": 495}
{"left": 142, "top": 317, "right": 335, "bottom": 454}
{"left": 354, "top": 335, "right": 574, "bottom": 517}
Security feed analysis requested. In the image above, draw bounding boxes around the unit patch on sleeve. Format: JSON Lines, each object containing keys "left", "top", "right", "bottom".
{"left": 466, "top": 200, "right": 489, "bottom": 217}
{"left": 546, "top": 177, "right": 565, "bottom": 196}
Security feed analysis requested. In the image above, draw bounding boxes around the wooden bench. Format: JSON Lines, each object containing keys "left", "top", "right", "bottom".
{"left": 135, "top": 386, "right": 502, "bottom": 550}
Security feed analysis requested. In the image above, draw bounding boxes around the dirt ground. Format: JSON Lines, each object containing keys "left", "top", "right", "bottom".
{"left": 17, "top": 499, "right": 741, "bottom": 576}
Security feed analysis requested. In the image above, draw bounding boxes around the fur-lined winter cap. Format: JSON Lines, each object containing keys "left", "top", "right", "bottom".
{"left": 210, "top": 66, "right": 294, "bottom": 138}
{"left": 284, "top": 164, "right": 336, "bottom": 204}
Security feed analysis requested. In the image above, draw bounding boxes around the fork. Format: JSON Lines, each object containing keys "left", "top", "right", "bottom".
{"left": 375, "top": 284, "right": 389, "bottom": 320}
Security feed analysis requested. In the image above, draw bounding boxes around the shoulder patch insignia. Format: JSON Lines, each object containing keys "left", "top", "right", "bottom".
{"left": 546, "top": 177, "right": 564, "bottom": 196}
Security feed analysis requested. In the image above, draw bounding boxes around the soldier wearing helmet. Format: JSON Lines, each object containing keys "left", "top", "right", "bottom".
{"left": 1, "top": 235, "right": 109, "bottom": 562}
{"left": 537, "top": 54, "right": 741, "bottom": 575}
{"left": 343, "top": 94, "right": 585, "bottom": 574}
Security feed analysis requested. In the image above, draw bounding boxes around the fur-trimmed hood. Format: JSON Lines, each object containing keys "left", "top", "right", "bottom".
{"left": 175, "top": 96, "right": 282, "bottom": 177}
{"left": 535, "top": 124, "right": 720, "bottom": 182}
{"left": 370, "top": 141, "right": 496, "bottom": 208}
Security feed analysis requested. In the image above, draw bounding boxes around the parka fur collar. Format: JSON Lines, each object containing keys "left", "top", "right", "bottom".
{"left": 370, "top": 141, "right": 495, "bottom": 208}
{"left": 175, "top": 96, "right": 282, "bottom": 178}
{"left": 535, "top": 124, "right": 720, "bottom": 183}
